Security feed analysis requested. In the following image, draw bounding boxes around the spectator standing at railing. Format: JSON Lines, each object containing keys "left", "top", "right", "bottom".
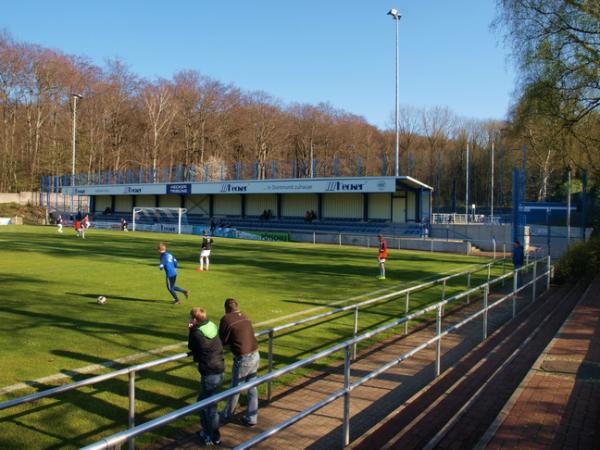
{"left": 512, "top": 240, "right": 525, "bottom": 286}
{"left": 188, "top": 307, "right": 225, "bottom": 446}
{"left": 219, "top": 298, "right": 259, "bottom": 427}
{"left": 377, "top": 234, "right": 388, "bottom": 280}
{"left": 512, "top": 240, "right": 524, "bottom": 269}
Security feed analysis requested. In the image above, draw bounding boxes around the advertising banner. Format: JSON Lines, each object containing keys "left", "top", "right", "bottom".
{"left": 63, "top": 177, "right": 398, "bottom": 196}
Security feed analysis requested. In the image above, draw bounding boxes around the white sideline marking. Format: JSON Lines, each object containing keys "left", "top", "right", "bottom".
{"left": 0, "top": 262, "right": 486, "bottom": 395}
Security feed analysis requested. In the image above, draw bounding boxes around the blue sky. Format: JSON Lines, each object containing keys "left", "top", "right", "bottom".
{"left": 3, "top": 0, "right": 515, "bottom": 129}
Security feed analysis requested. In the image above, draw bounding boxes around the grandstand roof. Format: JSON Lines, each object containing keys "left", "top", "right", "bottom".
{"left": 64, "top": 176, "right": 433, "bottom": 196}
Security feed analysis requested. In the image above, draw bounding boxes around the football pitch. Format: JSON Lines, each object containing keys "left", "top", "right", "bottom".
{"left": 0, "top": 225, "right": 489, "bottom": 448}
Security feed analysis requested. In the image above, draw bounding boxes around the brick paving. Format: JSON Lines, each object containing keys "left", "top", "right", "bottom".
{"left": 148, "top": 279, "right": 529, "bottom": 449}
{"left": 484, "top": 275, "right": 600, "bottom": 450}
{"left": 350, "top": 280, "right": 587, "bottom": 450}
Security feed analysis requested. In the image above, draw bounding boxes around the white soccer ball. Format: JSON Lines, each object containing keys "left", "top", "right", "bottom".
{"left": 96, "top": 295, "right": 107, "bottom": 304}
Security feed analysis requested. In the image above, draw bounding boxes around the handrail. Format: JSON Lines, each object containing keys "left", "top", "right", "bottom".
{"left": 256, "top": 259, "right": 501, "bottom": 337}
{"left": 81, "top": 256, "right": 551, "bottom": 450}
{"left": 1, "top": 257, "right": 522, "bottom": 450}
{"left": 0, "top": 258, "right": 502, "bottom": 413}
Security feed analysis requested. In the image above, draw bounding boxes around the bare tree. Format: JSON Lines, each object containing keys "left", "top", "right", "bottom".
{"left": 140, "top": 79, "right": 177, "bottom": 180}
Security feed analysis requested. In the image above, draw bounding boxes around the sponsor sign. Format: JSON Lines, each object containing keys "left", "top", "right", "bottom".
{"left": 220, "top": 183, "right": 249, "bottom": 193}
{"left": 64, "top": 177, "right": 402, "bottom": 196}
{"left": 167, "top": 183, "right": 191, "bottom": 195}
{"left": 325, "top": 181, "right": 365, "bottom": 192}
{"left": 63, "top": 184, "right": 166, "bottom": 196}
{"left": 245, "top": 230, "right": 290, "bottom": 241}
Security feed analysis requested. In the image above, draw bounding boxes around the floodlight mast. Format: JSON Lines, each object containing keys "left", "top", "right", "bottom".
{"left": 387, "top": 8, "right": 401, "bottom": 177}
{"left": 71, "top": 93, "right": 83, "bottom": 212}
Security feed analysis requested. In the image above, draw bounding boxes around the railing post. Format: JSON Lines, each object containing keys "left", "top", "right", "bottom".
{"left": 466, "top": 272, "right": 472, "bottom": 304}
{"left": 342, "top": 345, "right": 351, "bottom": 447}
{"left": 352, "top": 306, "right": 359, "bottom": 360}
{"left": 532, "top": 260, "right": 537, "bottom": 301}
{"left": 502, "top": 252, "right": 506, "bottom": 286}
{"left": 339, "top": 233, "right": 342, "bottom": 246}
{"left": 128, "top": 371, "right": 135, "bottom": 450}
{"left": 483, "top": 285, "right": 489, "bottom": 340}
{"left": 546, "top": 255, "right": 551, "bottom": 291}
{"left": 512, "top": 270, "right": 518, "bottom": 319}
{"left": 441, "top": 279, "right": 447, "bottom": 301}
{"left": 313, "top": 231, "right": 316, "bottom": 245}
{"left": 487, "top": 263, "right": 491, "bottom": 282}
{"left": 435, "top": 304, "right": 442, "bottom": 377}
{"left": 267, "top": 330, "right": 274, "bottom": 402}
{"left": 404, "top": 292, "right": 410, "bottom": 335}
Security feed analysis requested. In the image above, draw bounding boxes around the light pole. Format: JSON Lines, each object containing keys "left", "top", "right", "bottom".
{"left": 387, "top": 8, "right": 401, "bottom": 177}
{"left": 490, "top": 140, "right": 495, "bottom": 223}
{"left": 71, "top": 93, "right": 83, "bottom": 212}
{"left": 465, "top": 142, "right": 470, "bottom": 221}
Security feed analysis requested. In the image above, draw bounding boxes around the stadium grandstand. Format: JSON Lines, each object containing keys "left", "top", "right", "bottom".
{"left": 41, "top": 164, "right": 433, "bottom": 237}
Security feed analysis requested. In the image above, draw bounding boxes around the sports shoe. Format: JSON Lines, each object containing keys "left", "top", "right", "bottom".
{"left": 240, "top": 416, "right": 256, "bottom": 427}
{"left": 195, "top": 431, "right": 212, "bottom": 446}
{"left": 184, "top": 290, "right": 190, "bottom": 299}
{"left": 196, "top": 267, "right": 203, "bottom": 272}
{"left": 376, "top": 275, "right": 386, "bottom": 280}
{"left": 172, "top": 300, "right": 181, "bottom": 305}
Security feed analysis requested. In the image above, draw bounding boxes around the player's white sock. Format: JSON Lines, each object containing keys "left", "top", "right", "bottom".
{"left": 200, "top": 259, "right": 204, "bottom": 271}
{"left": 205, "top": 259, "right": 209, "bottom": 271}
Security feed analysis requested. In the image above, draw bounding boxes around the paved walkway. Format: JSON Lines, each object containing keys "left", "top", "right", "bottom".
{"left": 349, "top": 275, "right": 600, "bottom": 450}
{"left": 482, "top": 275, "right": 600, "bottom": 449}
{"left": 149, "top": 279, "right": 531, "bottom": 449}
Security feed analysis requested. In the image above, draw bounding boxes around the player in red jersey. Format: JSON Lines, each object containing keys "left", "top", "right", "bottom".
{"left": 74, "top": 219, "right": 85, "bottom": 238}
{"left": 377, "top": 234, "right": 387, "bottom": 280}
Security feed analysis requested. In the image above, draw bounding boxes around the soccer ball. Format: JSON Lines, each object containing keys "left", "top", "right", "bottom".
{"left": 96, "top": 295, "right": 107, "bottom": 304}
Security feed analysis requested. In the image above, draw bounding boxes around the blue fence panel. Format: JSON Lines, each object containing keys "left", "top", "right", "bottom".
{"left": 271, "top": 161, "right": 277, "bottom": 179}
{"left": 333, "top": 157, "right": 340, "bottom": 177}
{"left": 356, "top": 157, "right": 364, "bottom": 177}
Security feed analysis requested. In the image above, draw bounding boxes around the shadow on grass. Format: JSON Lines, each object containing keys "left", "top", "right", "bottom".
{"left": 66, "top": 292, "right": 161, "bottom": 304}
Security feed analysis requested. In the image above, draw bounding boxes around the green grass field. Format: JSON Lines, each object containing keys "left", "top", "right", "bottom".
{"left": 0, "top": 225, "right": 491, "bottom": 449}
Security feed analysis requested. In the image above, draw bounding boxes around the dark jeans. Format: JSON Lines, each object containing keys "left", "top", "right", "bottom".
{"left": 166, "top": 275, "right": 186, "bottom": 301}
{"left": 198, "top": 372, "right": 224, "bottom": 444}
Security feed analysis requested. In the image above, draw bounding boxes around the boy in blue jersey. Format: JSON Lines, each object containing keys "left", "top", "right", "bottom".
{"left": 157, "top": 243, "right": 190, "bottom": 304}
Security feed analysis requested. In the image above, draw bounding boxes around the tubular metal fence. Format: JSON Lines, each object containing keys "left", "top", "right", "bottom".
{"left": 1, "top": 258, "right": 541, "bottom": 449}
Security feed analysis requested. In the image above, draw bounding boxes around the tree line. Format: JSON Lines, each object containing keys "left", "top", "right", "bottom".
{"left": 1, "top": 13, "right": 598, "bottom": 212}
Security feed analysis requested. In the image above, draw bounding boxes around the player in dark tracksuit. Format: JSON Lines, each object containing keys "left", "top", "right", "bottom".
{"left": 157, "top": 243, "right": 189, "bottom": 304}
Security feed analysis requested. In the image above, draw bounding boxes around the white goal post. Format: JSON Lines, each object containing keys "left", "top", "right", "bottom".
{"left": 132, "top": 207, "right": 188, "bottom": 234}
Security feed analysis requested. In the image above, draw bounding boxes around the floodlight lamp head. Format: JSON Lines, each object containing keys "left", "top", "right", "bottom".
{"left": 387, "top": 9, "right": 401, "bottom": 19}
{"left": 72, "top": 93, "right": 83, "bottom": 99}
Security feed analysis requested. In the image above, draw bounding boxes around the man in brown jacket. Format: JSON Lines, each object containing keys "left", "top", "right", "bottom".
{"left": 219, "top": 298, "right": 259, "bottom": 426}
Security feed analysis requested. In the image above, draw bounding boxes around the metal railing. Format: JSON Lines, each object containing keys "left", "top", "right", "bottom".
{"left": 0, "top": 259, "right": 510, "bottom": 449}
{"left": 79, "top": 256, "right": 551, "bottom": 449}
